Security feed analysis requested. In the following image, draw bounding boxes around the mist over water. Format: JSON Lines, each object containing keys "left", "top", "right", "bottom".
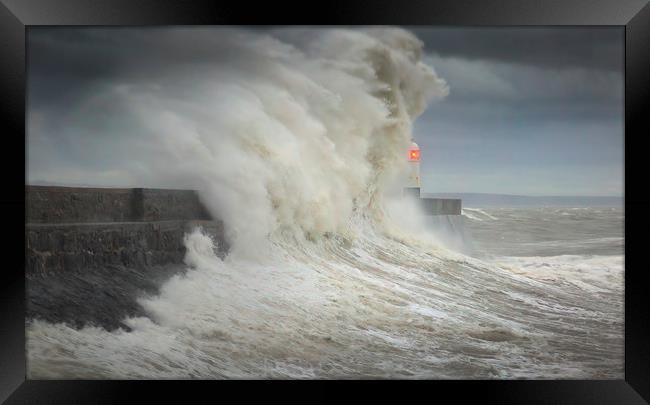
{"left": 26, "top": 28, "right": 623, "bottom": 379}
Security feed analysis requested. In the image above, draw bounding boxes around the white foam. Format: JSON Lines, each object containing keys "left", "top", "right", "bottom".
{"left": 25, "top": 28, "right": 623, "bottom": 380}
{"left": 463, "top": 208, "right": 499, "bottom": 220}
{"left": 462, "top": 209, "right": 483, "bottom": 221}
{"left": 496, "top": 254, "right": 624, "bottom": 294}
{"left": 27, "top": 224, "right": 624, "bottom": 379}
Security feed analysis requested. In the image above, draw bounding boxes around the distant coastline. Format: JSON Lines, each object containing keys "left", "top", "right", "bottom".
{"left": 423, "top": 192, "right": 623, "bottom": 208}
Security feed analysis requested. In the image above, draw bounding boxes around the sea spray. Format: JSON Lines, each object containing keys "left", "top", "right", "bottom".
{"left": 84, "top": 27, "right": 448, "bottom": 254}
{"left": 26, "top": 28, "right": 623, "bottom": 379}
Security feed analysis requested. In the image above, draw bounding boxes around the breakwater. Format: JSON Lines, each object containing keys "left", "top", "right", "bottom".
{"left": 404, "top": 187, "right": 462, "bottom": 215}
{"left": 26, "top": 186, "right": 228, "bottom": 274}
{"left": 26, "top": 185, "right": 461, "bottom": 274}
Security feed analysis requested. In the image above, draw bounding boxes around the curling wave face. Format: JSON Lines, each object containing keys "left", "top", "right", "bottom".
{"left": 26, "top": 28, "right": 622, "bottom": 379}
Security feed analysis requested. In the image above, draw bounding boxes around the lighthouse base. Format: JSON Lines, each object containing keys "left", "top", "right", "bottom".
{"left": 403, "top": 187, "right": 462, "bottom": 216}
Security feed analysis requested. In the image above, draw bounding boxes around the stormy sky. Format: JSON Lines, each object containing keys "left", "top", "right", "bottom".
{"left": 409, "top": 27, "right": 623, "bottom": 197}
{"left": 27, "top": 27, "right": 624, "bottom": 197}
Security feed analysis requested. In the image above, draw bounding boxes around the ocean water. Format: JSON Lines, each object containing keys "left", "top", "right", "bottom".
{"left": 25, "top": 27, "right": 623, "bottom": 379}
{"left": 26, "top": 205, "right": 624, "bottom": 379}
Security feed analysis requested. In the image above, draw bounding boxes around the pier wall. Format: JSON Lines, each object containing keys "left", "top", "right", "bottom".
{"left": 26, "top": 185, "right": 462, "bottom": 274}
{"left": 26, "top": 186, "right": 225, "bottom": 275}
{"left": 403, "top": 187, "right": 462, "bottom": 215}
{"left": 27, "top": 186, "right": 211, "bottom": 223}
{"left": 420, "top": 198, "right": 462, "bottom": 216}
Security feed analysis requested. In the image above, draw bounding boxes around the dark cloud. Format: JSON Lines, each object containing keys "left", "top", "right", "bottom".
{"left": 408, "top": 27, "right": 623, "bottom": 72}
{"left": 403, "top": 27, "right": 623, "bottom": 196}
{"left": 28, "top": 27, "right": 253, "bottom": 109}
{"left": 422, "top": 53, "right": 623, "bottom": 125}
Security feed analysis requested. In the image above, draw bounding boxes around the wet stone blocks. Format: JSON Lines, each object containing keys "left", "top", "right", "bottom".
{"left": 25, "top": 186, "right": 227, "bottom": 274}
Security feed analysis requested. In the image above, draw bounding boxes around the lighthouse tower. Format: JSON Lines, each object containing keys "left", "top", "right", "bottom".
{"left": 404, "top": 140, "right": 421, "bottom": 199}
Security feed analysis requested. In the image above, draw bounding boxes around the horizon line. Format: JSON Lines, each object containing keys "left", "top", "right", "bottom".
{"left": 423, "top": 191, "right": 623, "bottom": 199}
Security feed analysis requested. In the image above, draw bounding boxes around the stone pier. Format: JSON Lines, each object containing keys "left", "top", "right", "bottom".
{"left": 25, "top": 186, "right": 228, "bottom": 274}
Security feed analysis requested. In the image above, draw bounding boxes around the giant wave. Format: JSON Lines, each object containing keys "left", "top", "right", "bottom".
{"left": 26, "top": 27, "right": 623, "bottom": 379}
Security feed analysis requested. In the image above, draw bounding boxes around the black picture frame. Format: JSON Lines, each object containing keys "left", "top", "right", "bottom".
{"left": 1, "top": 0, "right": 648, "bottom": 403}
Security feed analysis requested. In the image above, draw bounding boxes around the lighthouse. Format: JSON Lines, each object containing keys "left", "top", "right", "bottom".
{"left": 404, "top": 140, "right": 421, "bottom": 199}
{"left": 400, "top": 138, "right": 462, "bottom": 215}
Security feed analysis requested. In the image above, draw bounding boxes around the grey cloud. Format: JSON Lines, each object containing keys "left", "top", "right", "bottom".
{"left": 407, "top": 27, "right": 622, "bottom": 196}
{"left": 426, "top": 55, "right": 623, "bottom": 103}
{"left": 408, "top": 27, "right": 623, "bottom": 72}
{"left": 28, "top": 27, "right": 288, "bottom": 111}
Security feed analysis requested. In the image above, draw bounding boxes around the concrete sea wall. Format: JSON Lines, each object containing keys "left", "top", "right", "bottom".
{"left": 27, "top": 186, "right": 212, "bottom": 223}
{"left": 26, "top": 220, "right": 227, "bottom": 275}
{"left": 404, "top": 187, "right": 462, "bottom": 215}
{"left": 26, "top": 186, "right": 226, "bottom": 275}
{"left": 26, "top": 185, "right": 461, "bottom": 274}
{"left": 420, "top": 198, "right": 462, "bottom": 216}
{"left": 25, "top": 185, "right": 463, "bottom": 331}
